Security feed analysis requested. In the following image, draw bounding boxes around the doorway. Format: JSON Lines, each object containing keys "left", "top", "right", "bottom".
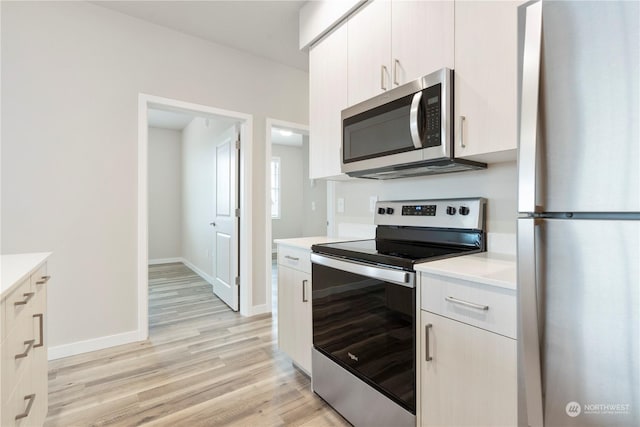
{"left": 265, "top": 119, "right": 327, "bottom": 313}
{"left": 138, "top": 94, "right": 254, "bottom": 340}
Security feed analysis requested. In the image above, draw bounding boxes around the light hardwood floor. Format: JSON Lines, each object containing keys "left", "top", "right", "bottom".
{"left": 45, "top": 263, "right": 349, "bottom": 426}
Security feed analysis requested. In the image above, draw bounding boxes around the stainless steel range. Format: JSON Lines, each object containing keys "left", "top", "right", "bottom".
{"left": 310, "top": 198, "right": 487, "bottom": 426}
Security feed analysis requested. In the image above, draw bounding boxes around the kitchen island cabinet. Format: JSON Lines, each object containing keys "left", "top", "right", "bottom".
{"left": 416, "top": 253, "right": 517, "bottom": 427}
{"left": 1, "top": 253, "right": 51, "bottom": 427}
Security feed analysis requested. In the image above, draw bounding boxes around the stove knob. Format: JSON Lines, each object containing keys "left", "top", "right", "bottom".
{"left": 378, "top": 207, "right": 386, "bottom": 215}
{"left": 446, "top": 206, "right": 457, "bottom": 215}
{"left": 459, "top": 206, "right": 470, "bottom": 216}
{"left": 386, "top": 207, "right": 395, "bottom": 215}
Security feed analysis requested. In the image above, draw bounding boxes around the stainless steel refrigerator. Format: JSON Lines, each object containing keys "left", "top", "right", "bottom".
{"left": 517, "top": 1, "right": 639, "bottom": 426}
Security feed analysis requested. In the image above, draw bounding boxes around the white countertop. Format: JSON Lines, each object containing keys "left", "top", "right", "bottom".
{"left": 274, "top": 236, "right": 359, "bottom": 251}
{"left": 1, "top": 252, "right": 51, "bottom": 299}
{"left": 415, "top": 252, "right": 517, "bottom": 290}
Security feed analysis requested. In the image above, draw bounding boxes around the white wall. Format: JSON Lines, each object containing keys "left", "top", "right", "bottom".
{"left": 148, "top": 127, "right": 182, "bottom": 261}
{"left": 332, "top": 162, "right": 518, "bottom": 253}
{"left": 181, "top": 118, "right": 237, "bottom": 280}
{"left": 301, "top": 136, "right": 327, "bottom": 237}
{"left": 0, "top": 2, "right": 308, "bottom": 353}
{"left": 271, "top": 144, "right": 304, "bottom": 244}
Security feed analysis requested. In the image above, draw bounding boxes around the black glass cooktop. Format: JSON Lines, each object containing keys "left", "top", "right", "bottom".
{"left": 312, "top": 239, "right": 478, "bottom": 271}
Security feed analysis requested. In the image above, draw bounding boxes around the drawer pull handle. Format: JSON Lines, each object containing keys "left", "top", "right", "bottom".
{"left": 15, "top": 394, "right": 36, "bottom": 420}
{"left": 15, "top": 340, "right": 36, "bottom": 359}
{"left": 34, "top": 313, "right": 44, "bottom": 348}
{"left": 425, "top": 323, "right": 433, "bottom": 362}
{"left": 14, "top": 292, "right": 35, "bottom": 306}
{"left": 302, "top": 279, "right": 309, "bottom": 302}
{"left": 445, "top": 295, "right": 489, "bottom": 311}
{"left": 36, "top": 275, "right": 51, "bottom": 285}
{"left": 284, "top": 255, "right": 300, "bottom": 262}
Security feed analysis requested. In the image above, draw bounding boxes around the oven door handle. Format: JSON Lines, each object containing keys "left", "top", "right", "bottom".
{"left": 311, "top": 253, "right": 415, "bottom": 288}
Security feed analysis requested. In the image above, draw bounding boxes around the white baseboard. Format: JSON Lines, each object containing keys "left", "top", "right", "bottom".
{"left": 180, "top": 257, "right": 214, "bottom": 285}
{"left": 249, "top": 304, "right": 273, "bottom": 316}
{"left": 48, "top": 330, "right": 140, "bottom": 361}
{"left": 148, "top": 257, "right": 183, "bottom": 265}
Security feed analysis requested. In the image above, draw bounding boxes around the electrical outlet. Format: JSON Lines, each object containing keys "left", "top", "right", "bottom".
{"left": 369, "top": 196, "right": 378, "bottom": 213}
{"left": 311, "top": 201, "right": 316, "bottom": 211}
{"left": 337, "top": 198, "right": 345, "bottom": 213}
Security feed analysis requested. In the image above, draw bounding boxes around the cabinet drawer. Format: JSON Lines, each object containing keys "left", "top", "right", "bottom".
{"left": 1, "top": 363, "right": 38, "bottom": 427}
{"left": 2, "top": 278, "right": 33, "bottom": 340}
{"left": 421, "top": 273, "right": 516, "bottom": 338}
{"left": 277, "top": 245, "right": 311, "bottom": 274}
{"left": 2, "top": 309, "right": 35, "bottom": 404}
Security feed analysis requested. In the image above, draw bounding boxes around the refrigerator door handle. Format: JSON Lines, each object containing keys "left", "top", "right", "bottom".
{"left": 518, "top": 0, "right": 543, "bottom": 214}
{"left": 518, "top": 218, "right": 544, "bottom": 427}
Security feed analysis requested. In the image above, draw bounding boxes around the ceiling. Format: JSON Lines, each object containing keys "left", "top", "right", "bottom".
{"left": 92, "top": 1, "right": 309, "bottom": 71}
{"left": 271, "top": 127, "right": 304, "bottom": 146}
{"left": 148, "top": 109, "right": 194, "bottom": 130}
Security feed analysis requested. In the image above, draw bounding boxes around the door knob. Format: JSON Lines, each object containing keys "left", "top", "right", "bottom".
{"left": 210, "top": 222, "right": 216, "bottom": 227}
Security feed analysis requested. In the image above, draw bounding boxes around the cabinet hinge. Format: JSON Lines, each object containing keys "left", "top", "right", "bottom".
{"left": 235, "top": 208, "right": 240, "bottom": 217}
{"left": 235, "top": 276, "right": 240, "bottom": 286}
{"left": 235, "top": 138, "right": 240, "bottom": 150}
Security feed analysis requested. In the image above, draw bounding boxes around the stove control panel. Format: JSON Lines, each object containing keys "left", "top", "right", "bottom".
{"left": 374, "top": 198, "right": 486, "bottom": 230}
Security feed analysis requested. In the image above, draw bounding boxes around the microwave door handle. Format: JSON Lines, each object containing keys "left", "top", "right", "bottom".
{"left": 409, "top": 91, "right": 423, "bottom": 149}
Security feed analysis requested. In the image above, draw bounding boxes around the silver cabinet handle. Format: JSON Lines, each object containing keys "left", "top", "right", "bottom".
{"left": 284, "top": 255, "right": 299, "bottom": 261}
{"left": 380, "top": 65, "right": 388, "bottom": 91}
{"left": 445, "top": 295, "right": 489, "bottom": 311}
{"left": 409, "top": 91, "right": 424, "bottom": 149}
{"left": 15, "top": 340, "right": 35, "bottom": 359}
{"left": 425, "top": 323, "right": 433, "bottom": 361}
{"left": 459, "top": 116, "right": 466, "bottom": 148}
{"left": 34, "top": 313, "right": 44, "bottom": 348}
{"left": 393, "top": 59, "right": 400, "bottom": 86}
{"left": 14, "top": 292, "right": 35, "bottom": 306}
{"left": 36, "top": 275, "right": 51, "bottom": 285}
{"left": 302, "top": 279, "right": 309, "bottom": 302}
{"left": 15, "top": 394, "right": 36, "bottom": 421}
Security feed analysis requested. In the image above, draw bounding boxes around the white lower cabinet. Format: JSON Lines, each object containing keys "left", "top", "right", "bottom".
{"left": 419, "top": 272, "right": 517, "bottom": 427}
{"left": 1, "top": 256, "right": 50, "bottom": 427}
{"left": 277, "top": 245, "right": 312, "bottom": 374}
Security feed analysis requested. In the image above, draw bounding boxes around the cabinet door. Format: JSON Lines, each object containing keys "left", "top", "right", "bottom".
{"left": 277, "top": 265, "right": 296, "bottom": 360}
{"left": 30, "top": 285, "right": 48, "bottom": 425}
{"left": 454, "top": 1, "right": 523, "bottom": 161}
{"left": 292, "top": 272, "right": 312, "bottom": 373}
{"left": 347, "top": 0, "right": 392, "bottom": 106}
{"left": 309, "top": 24, "right": 348, "bottom": 179}
{"left": 391, "top": 0, "right": 454, "bottom": 87}
{"left": 420, "top": 311, "right": 517, "bottom": 427}
{"left": 277, "top": 266, "right": 312, "bottom": 374}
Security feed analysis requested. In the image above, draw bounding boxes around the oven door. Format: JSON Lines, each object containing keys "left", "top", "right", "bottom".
{"left": 310, "top": 253, "right": 416, "bottom": 413}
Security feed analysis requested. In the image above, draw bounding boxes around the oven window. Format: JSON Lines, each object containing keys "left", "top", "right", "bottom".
{"left": 312, "top": 263, "right": 415, "bottom": 412}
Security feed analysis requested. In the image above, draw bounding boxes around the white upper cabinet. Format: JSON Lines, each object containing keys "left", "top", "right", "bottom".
{"left": 347, "top": 0, "right": 454, "bottom": 106}
{"left": 347, "top": 0, "right": 392, "bottom": 106}
{"left": 454, "top": 1, "right": 524, "bottom": 162}
{"left": 391, "top": 1, "right": 454, "bottom": 86}
{"left": 309, "top": 25, "right": 348, "bottom": 179}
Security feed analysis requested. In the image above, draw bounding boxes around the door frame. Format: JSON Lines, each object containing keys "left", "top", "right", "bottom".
{"left": 138, "top": 93, "right": 254, "bottom": 340}
{"left": 265, "top": 118, "right": 309, "bottom": 312}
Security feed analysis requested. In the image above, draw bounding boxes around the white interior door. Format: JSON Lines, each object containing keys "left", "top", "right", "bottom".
{"left": 213, "top": 130, "right": 239, "bottom": 311}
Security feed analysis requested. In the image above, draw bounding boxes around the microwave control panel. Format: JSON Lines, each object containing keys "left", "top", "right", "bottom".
{"left": 423, "top": 83, "right": 442, "bottom": 148}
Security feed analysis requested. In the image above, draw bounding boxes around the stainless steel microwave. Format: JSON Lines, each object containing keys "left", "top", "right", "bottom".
{"left": 341, "top": 68, "right": 486, "bottom": 179}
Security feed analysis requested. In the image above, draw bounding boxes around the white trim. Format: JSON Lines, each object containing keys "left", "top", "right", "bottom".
{"left": 148, "top": 257, "right": 183, "bottom": 265}
{"left": 265, "top": 119, "right": 309, "bottom": 315}
{"left": 139, "top": 94, "right": 255, "bottom": 345}
{"left": 181, "top": 257, "right": 214, "bottom": 285}
{"left": 48, "top": 330, "right": 139, "bottom": 361}
{"left": 250, "top": 303, "right": 271, "bottom": 316}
